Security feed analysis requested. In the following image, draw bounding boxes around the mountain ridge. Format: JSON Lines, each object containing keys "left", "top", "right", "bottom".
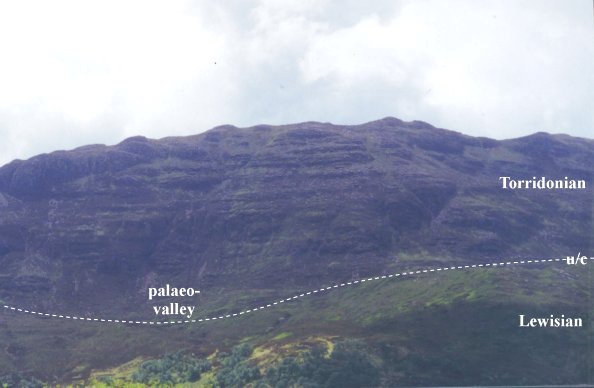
{"left": 0, "top": 116, "right": 591, "bottom": 306}
{"left": 0, "top": 116, "right": 593, "bottom": 384}
{"left": 1, "top": 116, "right": 592, "bottom": 199}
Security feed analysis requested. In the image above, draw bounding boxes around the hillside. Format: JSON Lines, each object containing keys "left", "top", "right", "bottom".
{"left": 0, "top": 117, "right": 592, "bottom": 385}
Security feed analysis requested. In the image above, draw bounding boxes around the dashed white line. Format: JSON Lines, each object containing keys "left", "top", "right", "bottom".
{"left": 1, "top": 256, "right": 585, "bottom": 326}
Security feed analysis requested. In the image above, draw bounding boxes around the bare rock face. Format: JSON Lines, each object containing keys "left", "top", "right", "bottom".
{"left": 0, "top": 117, "right": 592, "bottom": 312}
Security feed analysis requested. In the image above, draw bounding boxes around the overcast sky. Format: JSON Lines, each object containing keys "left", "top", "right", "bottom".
{"left": 0, "top": 0, "right": 592, "bottom": 166}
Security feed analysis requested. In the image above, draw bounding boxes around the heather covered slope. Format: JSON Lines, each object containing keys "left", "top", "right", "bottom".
{"left": 0, "top": 118, "right": 592, "bottom": 385}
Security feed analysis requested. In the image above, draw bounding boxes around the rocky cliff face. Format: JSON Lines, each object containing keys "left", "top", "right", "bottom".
{"left": 0, "top": 117, "right": 592, "bottom": 313}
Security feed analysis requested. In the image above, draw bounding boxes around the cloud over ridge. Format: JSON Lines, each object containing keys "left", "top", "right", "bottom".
{"left": 0, "top": 0, "right": 592, "bottom": 166}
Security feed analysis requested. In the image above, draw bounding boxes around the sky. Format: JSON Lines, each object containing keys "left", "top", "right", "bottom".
{"left": 0, "top": 0, "right": 592, "bottom": 166}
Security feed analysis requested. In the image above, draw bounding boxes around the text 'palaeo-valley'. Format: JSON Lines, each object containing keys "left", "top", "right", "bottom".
{"left": 148, "top": 285, "right": 200, "bottom": 319}
{"left": 499, "top": 176, "right": 586, "bottom": 190}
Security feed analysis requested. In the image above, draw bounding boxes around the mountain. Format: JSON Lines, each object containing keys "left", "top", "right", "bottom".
{"left": 0, "top": 117, "right": 593, "bottom": 385}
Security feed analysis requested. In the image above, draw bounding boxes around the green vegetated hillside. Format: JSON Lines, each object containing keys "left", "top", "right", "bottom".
{"left": 0, "top": 118, "right": 592, "bottom": 386}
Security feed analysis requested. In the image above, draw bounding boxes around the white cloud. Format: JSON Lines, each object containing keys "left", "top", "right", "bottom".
{"left": 0, "top": 0, "right": 238, "bottom": 164}
{"left": 298, "top": 0, "right": 594, "bottom": 138}
{"left": 0, "top": 0, "right": 592, "bottom": 166}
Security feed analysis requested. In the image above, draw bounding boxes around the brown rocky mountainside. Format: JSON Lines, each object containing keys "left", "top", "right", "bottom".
{"left": 0, "top": 117, "right": 592, "bottom": 315}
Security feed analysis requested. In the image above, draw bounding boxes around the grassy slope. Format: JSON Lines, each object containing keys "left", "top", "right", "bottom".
{"left": 2, "top": 261, "right": 593, "bottom": 385}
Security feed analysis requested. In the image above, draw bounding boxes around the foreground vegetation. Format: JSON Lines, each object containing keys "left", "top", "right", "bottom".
{"left": 1, "top": 265, "right": 592, "bottom": 386}
{"left": 85, "top": 340, "right": 378, "bottom": 387}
